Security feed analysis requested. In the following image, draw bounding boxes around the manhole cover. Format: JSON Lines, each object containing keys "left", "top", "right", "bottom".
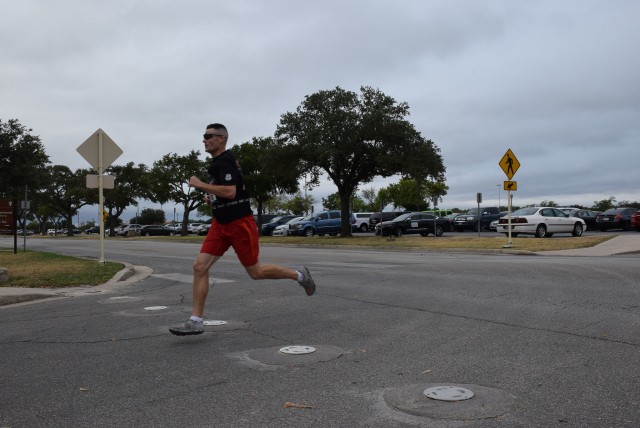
{"left": 203, "top": 320, "right": 228, "bottom": 326}
{"left": 384, "top": 383, "right": 516, "bottom": 420}
{"left": 143, "top": 306, "right": 168, "bottom": 311}
{"left": 279, "top": 345, "right": 316, "bottom": 355}
{"left": 424, "top": 386, "right": 475, "bottom": 402}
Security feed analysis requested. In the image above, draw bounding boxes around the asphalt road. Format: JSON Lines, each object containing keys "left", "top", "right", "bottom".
{"left": 1, "top": 239, "right": 639, "bottom": 427}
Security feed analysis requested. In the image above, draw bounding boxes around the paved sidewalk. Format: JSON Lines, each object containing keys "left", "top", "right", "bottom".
{"left": 537, "top": 234, "right": 640, "bottom": 256}
{"left": 0, "top": 264, "right": 150, "bottom": 307}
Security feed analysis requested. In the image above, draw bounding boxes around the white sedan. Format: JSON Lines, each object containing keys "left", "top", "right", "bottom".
{"left": 271, "top": 216, "right": 304, "bottom": 237}
{"left": 497, "top": 207, "right": 586, "bottom": 238}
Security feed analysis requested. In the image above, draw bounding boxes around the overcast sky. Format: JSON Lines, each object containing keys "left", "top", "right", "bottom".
{"left": 2, "top": 1, "right": 639, "bottom": 221}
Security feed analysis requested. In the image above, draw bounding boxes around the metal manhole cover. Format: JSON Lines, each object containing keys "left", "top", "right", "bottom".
{"left": 279, "top": 345, "right": 316, "bottom": 355}
{"left": 203, "top": 320, "right": 228, "bottom": 326}
{"left": 143, "top": 306, "right": 168, "bottom": 311}
{"left": 424, "top": 386, "right": 475, "bottom": 402}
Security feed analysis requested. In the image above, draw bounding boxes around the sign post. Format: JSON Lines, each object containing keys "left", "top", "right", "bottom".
{"left": 499, "top": 149, "right": 520, "bottom": 247}
{"left": 476, "top": 192, "right": 482, "bottom": 237}
{"left": 76, "top": 129, "right": 122, "bottom": 263}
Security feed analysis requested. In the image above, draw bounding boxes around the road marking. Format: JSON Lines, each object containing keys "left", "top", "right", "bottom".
{"left": 311, "top": 261, "right": 399, "bottom": 269}
{"left": 152, "top": 273, "right": 235, "bottom": 284}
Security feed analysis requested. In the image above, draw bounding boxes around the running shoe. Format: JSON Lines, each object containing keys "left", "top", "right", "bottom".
{"left": 169, "top": 319, "right": 204, "bottom": 336}
{"left": 297, "top": 266, "right": 316, "bottom": 296}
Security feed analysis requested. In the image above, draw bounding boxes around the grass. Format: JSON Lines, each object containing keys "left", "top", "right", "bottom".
{"left": 1, "top": 233, "right": 614, "bottom": 290}
{"left": 0, "top": 249, "right": 124, "bottom": 288}
{"left": 37, "top": 232, "right": 616, "bottom": 251}
{"left": 258, "top": 234, "right": 615, "bottom": 251}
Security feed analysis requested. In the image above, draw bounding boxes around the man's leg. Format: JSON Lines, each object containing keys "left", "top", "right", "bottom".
{"left": 232, "top": 215, "right": 316, "bottom": 295}
{"left": 244, "top": 263, "right": 316, "bottom": 296}
{"left": 169, "top": 252, "right": 219, "bottom": 336}
{"left": 192, "top": 252, "right": 219, "bottom": 317}
{"left": 244, "top": 263, "right": 297, "bottom": 281}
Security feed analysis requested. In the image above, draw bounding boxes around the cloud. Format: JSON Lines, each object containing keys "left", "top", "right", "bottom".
{"left": 2, "top": 0, "right": 639, "bottom": 220}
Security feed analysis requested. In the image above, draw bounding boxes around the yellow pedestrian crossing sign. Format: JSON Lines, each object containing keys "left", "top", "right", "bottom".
{"left": 499, "top": 149, "right": 520, "bottom": 180}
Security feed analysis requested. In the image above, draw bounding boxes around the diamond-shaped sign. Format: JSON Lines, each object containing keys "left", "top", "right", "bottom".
{"left": 499, "top": 149, "right": 520, "bottom": 180}
{"left": 76, "top": 129, "right": 123, "bottom": 171}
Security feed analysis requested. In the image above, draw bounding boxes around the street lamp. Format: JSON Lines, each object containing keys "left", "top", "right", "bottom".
{"left": 496, "top": 184, "right": 501, "bottom": 210}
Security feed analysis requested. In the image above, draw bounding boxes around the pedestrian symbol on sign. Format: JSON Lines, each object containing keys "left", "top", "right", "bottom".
{"left": 499, "top": 149, "right": 520, "bottom": 180}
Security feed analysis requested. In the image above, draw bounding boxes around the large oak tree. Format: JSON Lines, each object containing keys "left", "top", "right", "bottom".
{"left": 276, "top": 86, "right": 445, "bottom": 236}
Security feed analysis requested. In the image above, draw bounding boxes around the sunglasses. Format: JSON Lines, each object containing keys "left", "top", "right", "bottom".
{"left": 203, "top": 133, "right": 225, "bottom": 140}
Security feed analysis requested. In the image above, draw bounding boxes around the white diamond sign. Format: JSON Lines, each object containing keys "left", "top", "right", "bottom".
{"left": 76, "top": 128, "right": 123, "bottom": 171}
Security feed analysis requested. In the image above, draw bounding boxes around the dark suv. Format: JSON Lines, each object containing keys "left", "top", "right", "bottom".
{"left": 260, "top": 215, "right": 298, "bottom": 236}
{"left": 289, "top": 210, "right": 356, "bottom": 237}
{"left": 375, "top": 212, "right": 449, "bottom": 237}
{"left": 453, "top": 207, "right": 501, "bottom": 232}
{"left": 368, "top": 211, "right": 410, "bottom": 231}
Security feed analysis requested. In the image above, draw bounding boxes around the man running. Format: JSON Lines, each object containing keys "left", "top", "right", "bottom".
{"left": 169, "top": 123, "right": 315, "bottom": 336}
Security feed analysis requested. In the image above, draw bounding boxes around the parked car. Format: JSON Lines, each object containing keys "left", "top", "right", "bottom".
{"left": 631, "top": 212, "right": 640, "bottom": 231}
{"left": 139, "top": 225, "right": 172, "bottom": 236}
{"left": 497, "top": 207, "right": 585, "bottom": 238}
{"left": 595, "top": 207, "right": 639, "bottom": 231}
{"left": 558, "top": 208, "right": 600, "bottom": 230}
{"left": 272, "top": 216, "right": 304, "bottom": 237}
{"left": 453, "top": 207, "right": 502, "bottom": 232}
{"left": 441, "top": 213, "right": 460, "bottom": 232}
{"left": 353, "top": 212, "right": 373, "bottom": 232}
{"left": 289, "top": 210, "right": 356, "bottom": 237}
{"left": 260, "top": 215, "right": 299, "bottom": 236}
{"left": 166, "top": 223, "right": 182, "bottom": 233}
{"left": 197, "top": 223, "right": 211, "bottom": 236}
{"left": 375, "top": 212, "right": 448, "bottom": 237}
{"left": 119, "top": 224, "right": 142, "bottom": 236}
{"left": 188, "top": 223, "right": 205, "bottom": 234}
{"left": 368, "top": 211, "right": 410, "bottom": 231}
{"left": 85, "top": 226, "right": 108, "bottom": 235}
{"left": 58, "top": 228, "right": 82, "bottom": 235}
{"left": 489, "top": 211, "right": 509, "bottom": 231}
{"left": 424, "top": 209, "right": 454, "bottom": 217}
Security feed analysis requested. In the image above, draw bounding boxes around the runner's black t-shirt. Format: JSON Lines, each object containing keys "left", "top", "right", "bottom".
{"left": 207, "top": 150, "right": 252, "bottom": 224}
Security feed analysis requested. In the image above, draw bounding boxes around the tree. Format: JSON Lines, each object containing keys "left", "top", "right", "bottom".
{"left": 139, "top": 208, "right": 165, "bottom": 225}
{"left": 426, "top": 181, "right": 449, "bottom": 210}
{"left": 322, "top": 192, "right": 341, "bottom": 210}
{"left": 37, "top": 166, "right": 95, "bottom": 235}
{"left": 592, "top": 196, "right": 616, "bottom": 212}
{"left": 360, "top": 186, "right": 378, "bottom": 211}
{"left": 230, "top": 137, "right": 300, "bottom": 229}
{"left": 276, "top": 86, "right": 445, "bottom": 236}
{"left": 103, "top": 162, "right": 149, "bottom": 235}
{"left": 322, "top": 192, "right": 366, "bottom": 212}
{"left": 147, "top": 151, "right": 208, "bottom": 235}
{"left": 282, "top": 192, "right": 314, "bottom": 216}
{"left": 0, "top": 119, "right": 50, "bottom": 246}
{"left": 381, "top": 179, "right": 430, "bottom": 211}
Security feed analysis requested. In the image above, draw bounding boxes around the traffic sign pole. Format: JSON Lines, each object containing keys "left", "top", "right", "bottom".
{"left": 76, "top": 128, "right": 122, "bottom": 265}
{"left": 499, "top": 149, "right": 520, "bottom": 248}
{"left": 98, "top": 130, "right": 105, "bottom": 264}
{"left": 504, "top": 190, "right": 513, "bottom": 247}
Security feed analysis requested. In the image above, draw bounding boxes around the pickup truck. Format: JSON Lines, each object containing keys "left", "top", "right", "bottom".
{"left": 453, "top": 207, "right": 502, "bottom": 232}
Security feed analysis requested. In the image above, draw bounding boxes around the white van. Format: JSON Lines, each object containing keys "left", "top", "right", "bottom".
{"left": 354, "top": 212, "right": 373, "bottom": 232}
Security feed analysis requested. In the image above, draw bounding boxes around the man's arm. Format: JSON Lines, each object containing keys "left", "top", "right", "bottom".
{"left": 189, "top": 176, "right": 236, "bottom": 199}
